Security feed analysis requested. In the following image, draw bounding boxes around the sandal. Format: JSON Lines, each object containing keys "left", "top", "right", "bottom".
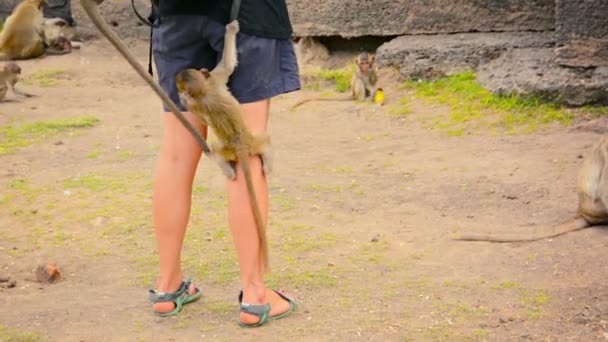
{"left": 149, "top": 278, "right": 202, "bottom": 317}
{"left": 236, "top": 289, "right": 296, "bottom": 328}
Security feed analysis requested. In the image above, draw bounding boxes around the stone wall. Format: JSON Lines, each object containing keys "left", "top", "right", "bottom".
{"left": 554, "top": 0, "right": 608, "bottom": 67}
{"left": 286, "top": 0, "right": 555, "bottom": 37}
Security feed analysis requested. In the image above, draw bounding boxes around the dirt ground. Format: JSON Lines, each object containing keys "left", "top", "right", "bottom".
{"left": 2, "top": 31, "right": 608, "bottom": 342}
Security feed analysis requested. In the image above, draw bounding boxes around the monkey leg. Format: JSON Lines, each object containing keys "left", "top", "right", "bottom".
{"left": 0, "top": 86, "right": 8, "bottom": 101}
{"left": 351, "top": 78, "right": 366, "bottom": 101}
{"left": 19, "top": 41, "right": 45, "bottom": 60}
{"left": 211, "top": 142, "right": 238, "bottom": 180}
{"left": 251, "top": 132, "right": 273, "bottom": 176}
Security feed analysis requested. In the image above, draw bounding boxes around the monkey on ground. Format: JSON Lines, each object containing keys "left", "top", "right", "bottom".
{"left": 175, "top": 20, "right": 272, "bottom": 272}
{"left": 0, "top": 61, "right": 35, "bottom": 101}
{"left": 290, "top": 52, "right": 378, "bottom": 110}
{"left": 0, "top": 0, "right": 73, "bottom": 61}
{"left": 42, "top": 17, "right": 80, "bottom": 52}
{"left": 453, "top": 135, "right": 608, "bottom": 242}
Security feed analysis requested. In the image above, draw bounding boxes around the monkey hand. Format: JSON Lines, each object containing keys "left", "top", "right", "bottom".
{"left": 226, "top": 20, "right": 239, "bottom": 35}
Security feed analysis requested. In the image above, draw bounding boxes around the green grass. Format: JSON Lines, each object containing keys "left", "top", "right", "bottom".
{"left": 23, "top": 69, "right": 66, "bottom": 87}
{"left": 0, "top": 325, "right": 47, "bottom": 342}
{"left": 0, "top": 116, "right": 99, "bottom": 155}
{"left": 305, "top": 66, "right": 354, "bottom": 93}
{"left": 404, "top": 72, "right": 574, "bottom": 134}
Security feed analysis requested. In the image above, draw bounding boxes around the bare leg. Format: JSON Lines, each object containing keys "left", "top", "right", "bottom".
{"left": 152, "top": 111, "right": 207, "bottom": 313}
{"left": 226, "top": 100, "right": 293, "bottom": 324}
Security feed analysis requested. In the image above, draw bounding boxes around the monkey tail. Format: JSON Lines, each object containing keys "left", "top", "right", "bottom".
{"left": 290, "top": 95, "right": 353, "bottom": 110}
{"left": 236, "top": 149, "right": 270, "bottom": 273}
{"left": 452, "top": 217, "right": 591, "bottom": 242}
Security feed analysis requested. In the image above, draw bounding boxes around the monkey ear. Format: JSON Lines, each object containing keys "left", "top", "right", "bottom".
{"left": 200, "top": 68, "right": 211, "bottom": 79}
{"left": 369, "top": 54, "right": 375, "bottom": 64}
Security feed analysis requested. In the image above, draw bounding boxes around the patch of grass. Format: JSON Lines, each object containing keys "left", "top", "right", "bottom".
{"left": 520, "top": 289, "right": 549, "bottom": 319}
{"left": 23, "top": 69, "right": 65, "bottom": 87}
{"left": 0, "top": 325, "right": 47, "bottom": 342}
{"left": 305, "top": 66, "right": 354, "bottom": 93}
{"left": 388, "top": 97, "right": 413, "bottom": 117}
{"left": 268, "top": 267, "right": 337, "bottom": 289}
{"left": 87, "top": 150, "right": 101, "bottom": 159}
{"left": 276, "top": 231, "right": 337, "bottom": 253}
{"left": 0, "top": 116, "right": 99, "bottom": 155}
{"left": 583, "top": 105, "right": 608, "bottom": 117}
{"left": 117, "top": 150, "right": 134, "bottom": 161}
{"left": 305, "top": 182, "right": 343, "bottom": 193}
{"left": 492, "top": 281, "right": 523, "bottom": 290}
{"left": 205, "top": 300, "right": 234, "bottom": 315}
{"left": 404, "top": 72, "right": 574, "bottom": 134}
{"left": 351, "top": 239, "right": 390, "bottom": 264}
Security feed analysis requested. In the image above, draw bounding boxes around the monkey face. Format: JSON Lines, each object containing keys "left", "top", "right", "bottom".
{"left": 176, "top": 68, "right": 210, "bottom": 97}
{"left": 5, "top": 62, "right": 21, "bottom": 75}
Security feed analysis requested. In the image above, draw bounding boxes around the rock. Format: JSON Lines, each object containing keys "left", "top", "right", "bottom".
{"left": 376, "top": 32, "right": 554, "bottom": 79}
{"left": 0, "top": 276, "right": 16, "bottom": 289}
{"left": 555, "top": 0, "right": 608, "bottom": 67}
{"left": 287, "top": 0, "right": 555, "bottom": 37}
{"left": 477, "top": 48, "right": 608, "bottom": 106}
{"left": 35, "top": 262, "right": 62, "bottom": 284}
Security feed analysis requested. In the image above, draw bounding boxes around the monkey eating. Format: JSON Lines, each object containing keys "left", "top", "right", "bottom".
{"left": 0, "top": 0, "right": 73, "bottom": 61}
{"left": 291, "top": 52, "right": 378, "bottom": 110}
{"left": 0, "top": 61, "right": 35, "bottom": 101}
{"left": 453, "top": 135, "right": 608, "bottom": 242}
{"left": 176, "top": 20, "right": 272, "bottom": 272}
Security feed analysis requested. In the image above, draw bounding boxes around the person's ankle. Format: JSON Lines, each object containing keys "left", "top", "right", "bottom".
{"left": 241, "top": 283, "right": 266, "bottom": 304}
{"left": 156, "top": 273, "right": 184, "bottom": 293}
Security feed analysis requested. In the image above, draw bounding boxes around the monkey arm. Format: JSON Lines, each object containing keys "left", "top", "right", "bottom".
{"left": 211, "top": 21, "right": 239, "bottom": 83}
{"left": 11, "top": 87, "right": 34, "bottom": 98}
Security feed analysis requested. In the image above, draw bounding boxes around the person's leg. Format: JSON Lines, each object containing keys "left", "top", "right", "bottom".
{"left": 203, "top": 19, "right": 301, "bottom": 324}
{"left": 152, "top": 112, "right": 207, "bottom": 314}
{"left": 150, "top": 15, "right": 218, "bottom": 314}
{"left": 224, "top": 100, "right": 294, "bottom": 324}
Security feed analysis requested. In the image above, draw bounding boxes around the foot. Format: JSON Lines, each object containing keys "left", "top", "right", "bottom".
{"left": 239, "top": 288, "right": 295, "bottom": 325}
{"left": 152, "top": 281, "right": 200, "bottom": 314}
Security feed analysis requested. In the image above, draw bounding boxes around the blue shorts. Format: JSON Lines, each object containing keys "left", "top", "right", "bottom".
{"left": 152, "top": 15, "right": 301, "bottom": 110}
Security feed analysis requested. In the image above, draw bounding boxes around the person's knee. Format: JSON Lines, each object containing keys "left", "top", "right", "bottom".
{"left": 159, "top": 112, "right": 207, "bottom": 164}
{"left": 240, "top": 100, "right": 270, "bottom": 132}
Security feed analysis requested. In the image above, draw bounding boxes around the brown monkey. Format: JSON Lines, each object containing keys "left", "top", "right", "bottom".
{"left": 290, "top": 52, "right": 378, "bottom": 110}
{"left": 453, "top": 135, "right": 608, "bottom": 242}
{"left": 0, "top": 0, "right": 72, "bottom": 60}
{"left": 42, "top": 17, "right": 79, "bottom": 53}
{"left": 80, "top": 0, "right": 212, "bottom": 156}
{"left": 176, "top": 20, "right": 272, "bottom": 272}
{"left": 0, "top": 61, "right": 35, "bottom": 101}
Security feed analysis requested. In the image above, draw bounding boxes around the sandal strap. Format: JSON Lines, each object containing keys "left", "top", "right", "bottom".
{"left": 238, "top": 291, "right": 271, "bottom": 317}
{"left": 274, "top": 289, "right": 296, "bottom": 305}
{"left": 149, "top": 281, "right": 187, "bottom": 303}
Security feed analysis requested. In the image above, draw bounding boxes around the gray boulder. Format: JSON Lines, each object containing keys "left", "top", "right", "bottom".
{"left": 555, "top": 0, "right": 608, "bottom": 67}
{"left": 376, "top": 32, "right": 554, "bottom": 79}
{"left": 286, "top": 0, "right": 555, "bottom": 37}
{"left": 477, "top": 48, "right": 608, "bottom": 106}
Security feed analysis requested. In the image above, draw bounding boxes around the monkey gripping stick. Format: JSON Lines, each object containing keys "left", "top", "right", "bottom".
{"left": 79, "top": 0, "right": 212, "bottom": 155}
